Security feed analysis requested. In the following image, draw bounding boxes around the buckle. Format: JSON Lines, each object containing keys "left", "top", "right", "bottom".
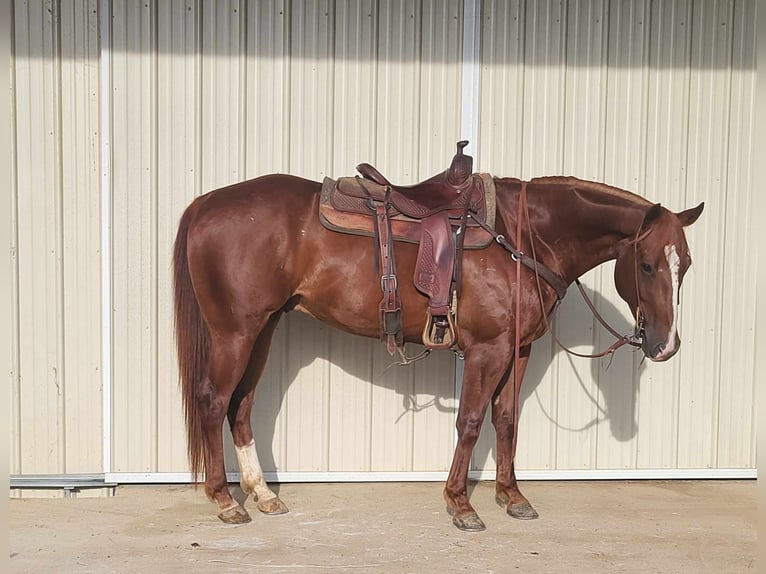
{"left": 380, "top": 274, "right": 397, "bottom": 291}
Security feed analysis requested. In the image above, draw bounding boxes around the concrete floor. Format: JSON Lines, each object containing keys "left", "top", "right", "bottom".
{"left": 10, "top": 480, "right": 756, "bottom": 573}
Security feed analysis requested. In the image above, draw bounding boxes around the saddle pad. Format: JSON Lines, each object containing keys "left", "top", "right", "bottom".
{"left": 319, "top": 174, "right": 496, "bottom": 249}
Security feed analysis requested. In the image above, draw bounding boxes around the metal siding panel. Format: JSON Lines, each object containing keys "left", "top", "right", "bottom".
{"left": 14, "top": 0, "right": 66, "bottom": 474}
{"left": 279, "top": 1, "right": 334, "bottom": 472}
{"left": 477, "top": 0, "right": 524, "bottom": 174}
{"left": 327, "top": 331, "right": 373, "bottom": 471}
{"left": 111, "top": 0, "right": 157, "bottom": 472}
{"left": 473, "top": 0, "right": 524, "bottom": 472}
{"left": 714, "top": 0, "right": 755, "bottom": 469}
{"left": 554, "top": 0, "right": 607, "bottom": 471}
{"left": 282, "top": 315, "right": 332, "bottom": 472}
{"left": 60, "top": 0, "right": 104, "bottom": 473}
{"left": 418, "top": 0, "right": 463, "bottom": 169}
{"left": 10, "top": 0, "right": 20, "bottom": 476}
{"left": 635, "top": 0, "right": 692, "bottom": 469}
{"left": 410, "top": 0, "right": 462, "bottom": 472}
{"left": 375, "top": 0, "right": 420, "bottom": 179}
{"left": 368, "top": 0, "right": 419, "bottom": 472}
{"left": 370, "top": 346, "right": 415, "bottom": 471}
{"left": 513, "top": 0, "right": 567, "bottom": 471}
{"left": 201, "top": 0, "right": 244, "bottom": 190}
{"left": 251, "top": 320, "right": 289, "bottom": 472}
{"left": 332, "top": 0, "right": 377, "bottom": 173}
{"left": 199, "top": 0, "right": 250, "bottom": 472}
{"left": 242, "top": 0, "right": 290, "bottom": 472}
{"left": 412, "top": 355, "right": 458, "bottom": 471}
{"left": 156, "top": 0, "right": 199, "bottom": 472}
{"left": 595, "top": 0, "right": 649, "bottom": 469}
{"left": 287, "top": 0, "right": 333, "bottom": 178}
{"left": 676, "top": 0, "right": 733, "bottom": 469}
{"left": 325, "top": 0, "right": 377, "bottom": 472}
{"left": 245, "top": 0, "right": 289, "bottom": 176}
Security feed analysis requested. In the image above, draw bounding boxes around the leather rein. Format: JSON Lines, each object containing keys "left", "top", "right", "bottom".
{"left": 469, "top": 181, "right": 644, "bottom": 363}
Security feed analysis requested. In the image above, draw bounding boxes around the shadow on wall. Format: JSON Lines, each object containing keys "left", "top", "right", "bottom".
{"left": 222, "top": 280, "right": 647, "bottom": 474}
{"left": 19, "top": 0, "right": 754, "bottom": 72}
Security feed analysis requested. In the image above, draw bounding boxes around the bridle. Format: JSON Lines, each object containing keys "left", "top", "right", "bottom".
{"left": 470, "top": 181, "right": 649, "bottom": 476}
{"left": 470, "top": 181, "right": 646, "bottom": 363}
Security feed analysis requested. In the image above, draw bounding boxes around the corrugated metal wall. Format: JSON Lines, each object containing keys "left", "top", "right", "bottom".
{"left": 10, "top": 0, "right": 756, "bottom": 484}
{"left": 11, "top": 0, "right": 103, "bottom": 479}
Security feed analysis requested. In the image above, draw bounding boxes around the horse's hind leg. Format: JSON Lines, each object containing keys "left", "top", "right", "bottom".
{"left": 228, "top": 312, "right": 288, "bottom": 515}
{"left": 492, "top": 344, "right": 538, "bottom": 520}
{"left": 200, "top": 331, "right": 258, "bottom": 524}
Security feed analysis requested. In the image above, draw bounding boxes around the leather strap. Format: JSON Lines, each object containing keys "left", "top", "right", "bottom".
{"left": 468, "top": 212, "right": 568, "bottom": 300}
{"left": 374, "top": 195, "right": 403, "bottom": 355}
{"left": 521, "top": 186, "right": 642, "bottom": 358}
{"left": 512, "top": 184, "right": 526, "bottom": 446}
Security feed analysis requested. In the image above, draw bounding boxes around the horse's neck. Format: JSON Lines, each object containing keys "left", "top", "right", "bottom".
{"left": 500, "top": 181, "right": 647, "bottom": 284}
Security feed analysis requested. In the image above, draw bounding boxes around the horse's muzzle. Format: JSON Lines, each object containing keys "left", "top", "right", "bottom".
{"left": 645, "top": 333, "right": 681, "bottom": 362}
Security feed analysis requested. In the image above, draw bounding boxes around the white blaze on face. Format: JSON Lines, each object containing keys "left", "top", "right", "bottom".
{"left": 661, "top": 244, "right": 681, "bottom": 357}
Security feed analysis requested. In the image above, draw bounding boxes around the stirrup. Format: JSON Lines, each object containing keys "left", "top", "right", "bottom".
{"left": 422, "top": 308, "right": 456, "bottom": 350}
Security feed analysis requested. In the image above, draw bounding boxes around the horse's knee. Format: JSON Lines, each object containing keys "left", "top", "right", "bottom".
{"left": 456, "top": 413, "right": 484, "bottom": 442}
{"left": 492, "top": 412, "right": 514, "bottom": 441}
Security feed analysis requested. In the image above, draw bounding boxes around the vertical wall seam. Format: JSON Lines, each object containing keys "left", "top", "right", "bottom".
{"left": 239, "top": 0, "right": 247, "bottom": 181}
{"left": 455, "top": 0, "right": 481, "bottom": 450}
{"left": 194, "top": 0, "right": 202, "bottom": 197}
{"left": 99, "top": 0, "right": 113, "bottom": 475}
{"left": 283, "top": 0, "right": 292, "bottom": 174}
{"left": 713, "top": 0, "right": 736, "bottom": 469}
{"left": 53, "top": 0, "right": 67, "bottom": 474}
{"left": 674, "top": 0, "right": 694, "bottom": 468}
{"left": 152, "top": 0, "right": 160, "bottom": 472}
{"left": 325, "top": 1, "right": 336, "bottom": 470}
{"left": 633, "top": 0, "right": 651, "bottom": 469}
{"left": 10, "top": 0, "right": 23, "bottom": 475}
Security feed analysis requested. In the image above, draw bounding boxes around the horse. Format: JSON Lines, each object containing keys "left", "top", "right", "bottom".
{"left": 172, "top": 165, "right": 703, "bottom": 531}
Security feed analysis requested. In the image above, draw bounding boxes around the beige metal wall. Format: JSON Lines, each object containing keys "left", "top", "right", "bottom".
{"left": 11, "top": 0, "right": 103, "bottom": 478}
{"left": 10, "top": 0, "right": 756, "bottom": 482}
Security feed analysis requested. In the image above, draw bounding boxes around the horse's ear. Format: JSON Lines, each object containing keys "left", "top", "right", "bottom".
{"left": 676, "top": 202, "right": 704, "bottom": 227}
{"left": 640, "top": 203, "right": 663, "bottom": 233}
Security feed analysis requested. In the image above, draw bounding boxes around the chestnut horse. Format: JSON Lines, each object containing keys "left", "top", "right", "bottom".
{"left": 173, "top": 173, "right": 703, "bottom": 531}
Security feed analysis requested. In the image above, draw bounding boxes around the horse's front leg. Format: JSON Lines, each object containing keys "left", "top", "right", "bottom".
{"left": 444, "top": 342, "right": 511, "bottom": 531}
{"left": 491, "top": 343, "right": 539, "bottom": 520}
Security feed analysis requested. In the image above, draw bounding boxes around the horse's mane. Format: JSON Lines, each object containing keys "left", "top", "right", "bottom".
{"left": 529, "top": 176, "right": 653, "bottom": 207}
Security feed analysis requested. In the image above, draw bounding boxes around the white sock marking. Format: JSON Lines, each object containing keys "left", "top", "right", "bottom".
{"left": 235, "top": 440, "right": 277, "bottom": 501}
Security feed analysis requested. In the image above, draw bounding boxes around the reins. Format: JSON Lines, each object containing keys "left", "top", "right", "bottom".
{"left": 474, "top": 181, "right": 644, "bottom": 363}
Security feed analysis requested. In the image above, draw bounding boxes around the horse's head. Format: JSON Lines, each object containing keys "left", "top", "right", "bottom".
{"left": 614, "top": 202, "right": 704, "bottom": 362}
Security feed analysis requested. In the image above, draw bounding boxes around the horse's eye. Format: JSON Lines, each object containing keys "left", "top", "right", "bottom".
{"left": 640, "top": 262, "right": 653, "bottom": 275}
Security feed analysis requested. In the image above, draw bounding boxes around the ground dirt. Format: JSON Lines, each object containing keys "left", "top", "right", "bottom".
{"left": 10, "top": 480, "right": 756, "bottom": 573}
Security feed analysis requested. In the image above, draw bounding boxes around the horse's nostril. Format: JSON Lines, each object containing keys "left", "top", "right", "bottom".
{"left": 652, "top": 342, "right": 665, "bottom": 357}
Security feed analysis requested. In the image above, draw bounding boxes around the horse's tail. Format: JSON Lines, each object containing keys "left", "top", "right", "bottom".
{"left": 173, "top": 200, "right": 208, "bottom": 483}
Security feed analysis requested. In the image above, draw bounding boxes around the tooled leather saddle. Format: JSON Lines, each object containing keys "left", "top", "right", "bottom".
{"left": 319, "top": 141, "right": 496, "bottom": 356}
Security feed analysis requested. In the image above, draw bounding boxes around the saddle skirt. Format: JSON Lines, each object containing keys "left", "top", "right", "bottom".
{"left": 319, "top": 173, "right": 496, "bottom": 249}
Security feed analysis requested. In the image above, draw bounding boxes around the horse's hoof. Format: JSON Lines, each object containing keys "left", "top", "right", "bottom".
{"left": 452, "top": 512, "right": 486, "bottom": 532}
{"left": 257, "top": 496, "right": 289, "bottom": 515}
{"left": 508, "top": 501, "right": 539, "bottom": 520}
{"left": 217, "top": 505, "right": 252, "bottom": 524}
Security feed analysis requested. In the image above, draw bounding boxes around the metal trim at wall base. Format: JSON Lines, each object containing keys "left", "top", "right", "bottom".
{"left": 9, "top": 469, "right": 756, "bottom": 492}
{"left": 95, "top": 468, "right": 757, "bottom": 485}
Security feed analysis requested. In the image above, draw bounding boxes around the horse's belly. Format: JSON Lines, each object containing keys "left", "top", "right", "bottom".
{"left": 292, "top": 235, "right": 429, "bottom": 342}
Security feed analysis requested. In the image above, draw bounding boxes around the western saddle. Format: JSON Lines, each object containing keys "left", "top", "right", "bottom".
{"left": 319, "top": 141, "right": 496, "bottom": 357}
